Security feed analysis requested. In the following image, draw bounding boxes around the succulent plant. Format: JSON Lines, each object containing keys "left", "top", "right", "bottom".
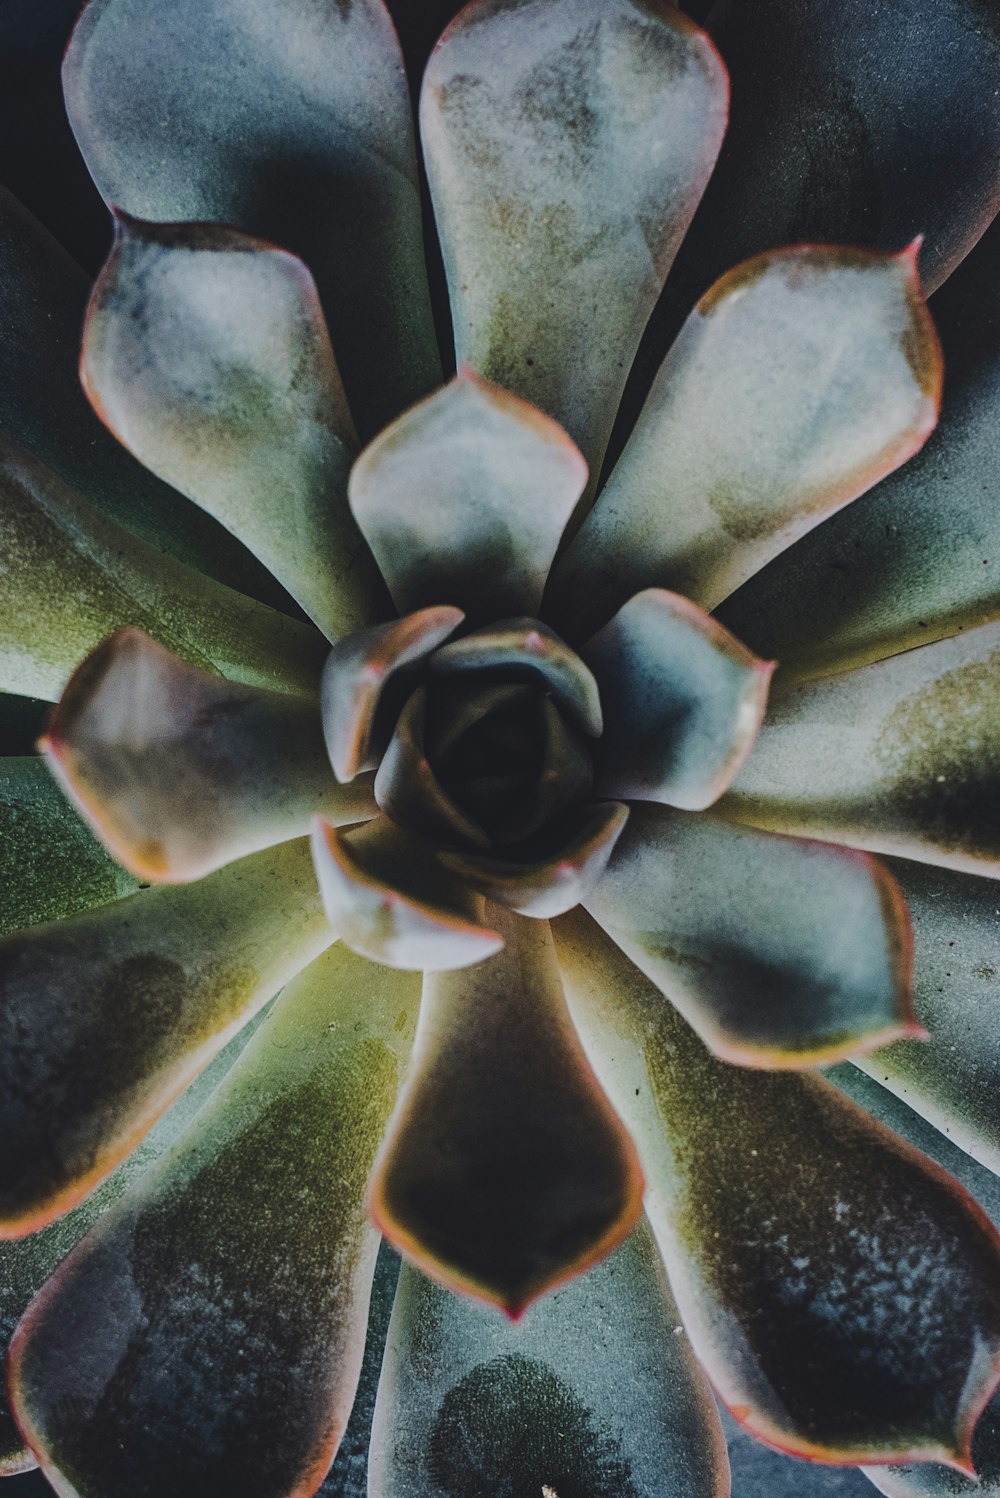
{"left": 1, "top": 1, "right": 1000, "bottom": 1496}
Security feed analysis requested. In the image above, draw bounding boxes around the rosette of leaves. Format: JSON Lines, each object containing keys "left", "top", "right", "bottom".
{"left": 1, "top": 2, "right": 1000, "bottom": 1497}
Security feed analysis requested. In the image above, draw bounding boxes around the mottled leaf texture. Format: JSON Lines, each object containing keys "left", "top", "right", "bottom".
{"left": 370, "top": 1223, "right": 729, "bottom": 1498}
{"left": 585, "top": 803, "right": 916, "bottom": 1067}
{"left": 63, "top": 0, "right": 440, "bottom": 436}
{"left": 42, "top": 630, "right": 374, "bottom": 883}
{"left": 0, "top": 757, "right": 139, "bottom": 941}
{"left": 312, "top": 815, "right": 502, "bottom": 971}
{"left": 0, "top": 838, "right": 333, "bottom": 1234}
{"left": 724, "top": 622, "right": 1000, "bottom": 878}
{"left": 719, "top": 336, "right": 1000, "bottom": 682}
{"left": 370, "top": 908, "right": 644, "bottom": 1314}
{"left": 421, "top": 0, "right": 727, "bottom": 487}
{"left": 0, "top": 435, "right": 326, "bottom": 703}
{"left": 548, "top": 246, "right": 940, "bottom": 637}
{"left": 81, "top": 219, "right": 387, "bottom": 640}
{"left": 580, "top": 589, "right": 772, "bottom": 809}
{"left": 348, "top": 373, "right": 587, "bottom": 622}
{"left": 0, "top": 185, "right": 282, "bottom": 601}
{"left": 554, "top": 911, "right": 1000, "bottom": 1468}
{"left": 322, "top": 608, "right": 464, "bottom": 782}
{"left": 9, "top": 945, "right": 420, "bottom": 1498}
{"left": 855, "top": 858, "right": 1000, "bottom": 1176}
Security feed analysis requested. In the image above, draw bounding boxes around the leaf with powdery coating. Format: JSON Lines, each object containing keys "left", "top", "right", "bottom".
{"left": 63, "top": 0, "right": 440, "bottom": 436}
{"left": 9, "top": 945, "right": 420, "bottom": 1498}
{"left": 81, "top": 219, "right": 388, "bottom": 641}
{"left": 553, "top": 910, "right": 1000, "bottom": 1471}
{"left": 370, "top": 908, "right": 644, "bottom": 1316}
{"left": 584, "top": 802, "right": 918, "bottom": 1068}
{"left": 349, "top": 373, "right": 587, "bottom": 623}
{"left": 421, "top": 0, "right": 727, "bottom": 489}
{"left": 0, "top": 837, "right": 333, "bottom": 1236}
{"left": 723, "top": 621, "right": 1000, "bottom": 878}
{"left": 42, "top": 630, "right": 375, "bottom": 884}
{"left": 548, "top": 245, "right": 941, "bottom": 638}
{"left": 580, "top": 588, "right": 773, "bottom": 810}
{"left": 370, "top": 1222, "right": 728, "bottom": 1498}
{"left": 854, "top": 858, "right": 1000, "bottom": 1178}
{"left": 0, "top": 435, "right": 326, "bottom": 704}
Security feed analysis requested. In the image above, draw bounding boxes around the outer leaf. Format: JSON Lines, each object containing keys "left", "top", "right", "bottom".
{"left": 0, "top": 1006, "right": 272, "bottom": 1474}
{"left": 420, "top": 0, "right": 727, "bottom": 487}
{"left": 0, "top": 435, "right": 327, "bottom": 702}
{"left": 369, "top": 1222, "right": 729, "bottom": 1498}
{"left": 42, "top": 630, "right": 375, "bottom": 884}
{"left": 0, "top": 757, "right": 138, "bottom": 941}
{"left": 585, "top": 802, "right": 917, "bottom": 1068}
{"left": 554, "top": 910, "right": 1000, "bottom": 1469}
{"left": 9, "top": 944, "right": 420, "bottom": 1498}
{"left": 348, "top": 373, "right": 587, "bottom": 622}
{"left": 311, "top": 815, "right": 502, "bottom": 971}
{"left": 0, "top": 184, "right": 284, "bottom": 603}
{"left": 369, "top": 908, "right": 644, "bottom": 1315}
{"left": 724, "top": 622, "right": 1000, "bottom": 878}
{"left": 854, "top": 858, "right": 1000, "bottom": 1176}
{"left": 719, "top": 341, "right": 1000, "bottom": 682}
{"left": 580, "top": 588, "right": 773, "bottom": 809}
{"left": 0, "top": 837, "right": 333, "bottom": 1235}
{"left": 63, "top": 0, "right": 440, "bottom": 436}
{"left": 548, "top": 246, "right": 941, "bottom": 637}
{"left": 82, "top": 219, "right": 387, "bottom": 641}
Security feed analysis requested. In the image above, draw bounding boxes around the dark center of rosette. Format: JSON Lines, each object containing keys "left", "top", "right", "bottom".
{"left": 373, "top": 618, "right": 602, "bottom": 853}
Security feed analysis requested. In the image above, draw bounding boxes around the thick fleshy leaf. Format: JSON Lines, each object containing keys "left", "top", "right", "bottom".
{"left": 853, "top": 858, "right": 1000, "bottom": 1176}
{"left": 548, "top": 246, "right": 941, "bottom": 637}
{"left": 719, "top": 340, "right": 1000, "bottom": 682}
{"left": 431, "top": 616, "right": 602, "bottom": 736}
{"left": 370, "top": 1222, "right": 729, "bottom": 1498}
{"left": 82, "top": 218, "right": 387, "bottom": 640}
{"left": 348, "top": 373, "right": 587, "bottom": 622}
{"left": 0, "top": 837, "right": 333, "bottom": 1235}
{"left": 374, "top": 687, "right": 491, "bottom": 849}
{"left": 0, "top": 757, "right": 139, "bottom": 941}
{"left": 63, "top": 0, "right": 440, "bottom": 436}
{"left": 0, "top": 184, "right": 285, "bottom": 603}
{"left": 585, "top": 802, "right": 917, "bottom": 1068}
{"left": 0, "top": 435, "right": 327, "bottom": 702}
{"left": 554, "top": 910, "right": 1000, "bottom": 1468}
{"left": 42, "top": 630, "right": 375, "bottom": 884}
{"left": 0, "top": 1004, "right": 273, "bottom": 1475}
{"left": 581, "top": 588, "right": 773, "bottom": 809}
{"left": 9, "top": 944, "right": 420, "bottom": 1498}
{"left": 724, "top": 623, "right": 1000, "bottom": 878}
{"left": 322, "top": 607, "right": 464, "bottom": 782}
{"left": 420, "top": 0, "right": 727, "bottom": 487}
{"left": 311, "top": 815, "right": 502, "bottom": 970}
{"left": 370, "top": 908, "right": 644, "bottom": 1315}
{"left": 439, "top": 801, "right": 629, "bottom": 919}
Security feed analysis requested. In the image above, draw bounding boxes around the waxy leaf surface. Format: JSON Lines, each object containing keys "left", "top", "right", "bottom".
{"left": 421, "top": 0, "right": 727, "bottom": 485}
{"left": 43, "top": 630, "right": 374, "bottom": 883}
{"left": 370, "top": 1222, "right": 728, "bottom": 1498}
{"left": 0, "top": 436, "right": 326, "bottom": 703}
{"left": 554, "top": 911, "right": 1000, "bottom": 1468}
{"left": 64, "top": 0, "right": 440, "bottom": 435}
{"left": 725, "top": 623, "right": 1000, "bottom": 878}
{"left": 549, "top": 247, "right": 940, "bottom": 636}
{"left": 348, "top": 374, "right": 587, "bottom": 622}
{"left": 82, "top": 220, "right": 387, "bottom": 641}
{"left": 370, "top": 909, "right": 644, "bottom": 1314}
{"left": 585, "top": 803, "right": 916, "bottom": 1067}
{"left": 581, "top": 588, "right": 772, "bottom": 809}
{"left": 10, "top": 944, "right": 420, "bottom": 1498}
{"left": 0, "top": 837, "right": 333, "bottom": 1234}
